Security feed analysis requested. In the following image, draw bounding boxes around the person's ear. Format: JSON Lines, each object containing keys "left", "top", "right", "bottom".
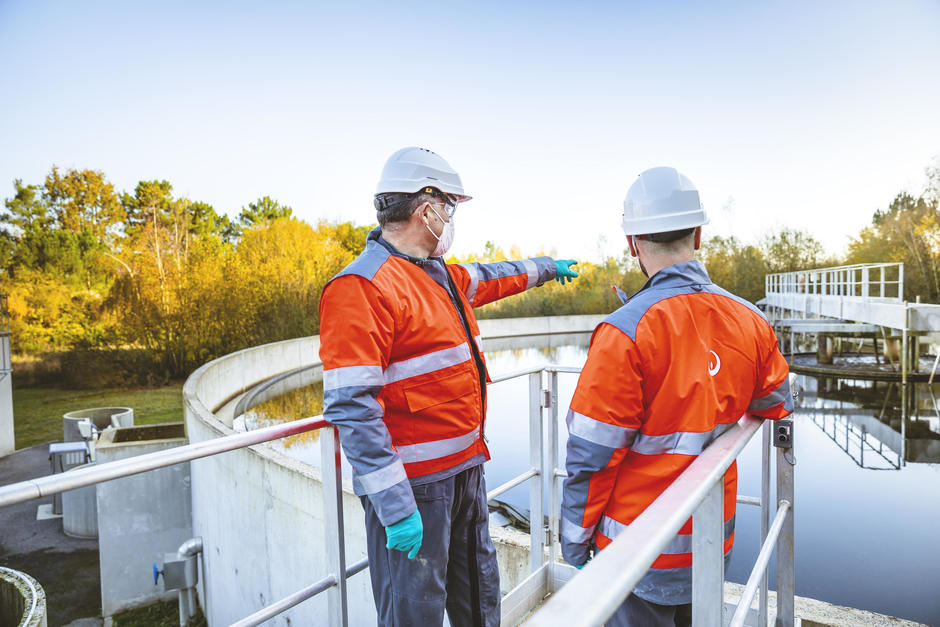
{"left": 416, "top": 202, "right": 431, "bottom": 225}
{"left": 693, "top": 227, "right": 702, "bottom": 251}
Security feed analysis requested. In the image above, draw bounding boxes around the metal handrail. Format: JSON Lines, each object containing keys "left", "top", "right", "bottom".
{"left": 231, "top": 558, "right": 369, "bottom": 627}
{"left": 0, "top": 415, "right": 328, "bottom": 508}
{"left": 0, "top": 363, "right": 795, "bottom": 626}
{"left": 729, "top": 500, "right": 791, "bottom": 627}
{"left": 765, "top": 262, "right": 904, "bottom": 301}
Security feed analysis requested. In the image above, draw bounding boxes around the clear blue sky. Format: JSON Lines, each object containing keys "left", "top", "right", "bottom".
{"left": 2, "top": 1, "right": 939, "bottom": 261}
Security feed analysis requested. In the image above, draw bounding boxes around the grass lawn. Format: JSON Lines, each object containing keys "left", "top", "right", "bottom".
{"left": 13, "top": 384, "right": 184, "bottom": 449}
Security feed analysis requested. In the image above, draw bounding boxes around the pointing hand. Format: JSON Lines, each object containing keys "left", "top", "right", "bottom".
{"left": 554, "top": 259, "right": 579, "bottom": 285}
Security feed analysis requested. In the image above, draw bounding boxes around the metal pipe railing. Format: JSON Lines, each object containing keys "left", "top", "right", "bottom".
{"left": 487, "top": 468, "right": 538, "bottom": 501}
{"left": 0, "top": 415, "right": 328, "bottom": 508}
{"left": 728, "top": 500, "right": 791, "bottom": 627}
{"left": 0, "top": 363, "right": 796, "bottom": 626}
{"left": 765, "top": 262, "right": 904, "bottom": 301}
{"left": 231, "top": 559, "right": 369, "bottom": 627}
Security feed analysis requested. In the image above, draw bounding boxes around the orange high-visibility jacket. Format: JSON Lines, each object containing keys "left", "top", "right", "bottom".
{"left": 319, "top": 229, "right": 557, "bottom": 526}
{"left": 560, "top": 260, "right": 791, "bottom": 605}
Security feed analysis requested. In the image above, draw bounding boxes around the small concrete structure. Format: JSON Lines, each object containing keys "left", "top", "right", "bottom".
{"left": 95, "top": 423, "right": 191, "bottom": 618}
{"left": 62, "top": 407, "right": 134, "bottom": 443}
{"left": 0, "top": 567, "right": 47, "bottom": 627}
{"left": 56, "top": 408, "right": 133, "bottom": 535}
{"left": 61, "top": 465, "right": 98, "bottom": 539}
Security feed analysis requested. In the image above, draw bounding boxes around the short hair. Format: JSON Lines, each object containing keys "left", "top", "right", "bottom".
{"left": 639, "top": 227, "right": 695, "bottom": 243}
{"left": 375, "top": 191, "right": 437, "bottom": 227}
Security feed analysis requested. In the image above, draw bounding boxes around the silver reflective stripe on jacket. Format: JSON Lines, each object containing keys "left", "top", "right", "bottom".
{"left": 748, "top": 376, "right": 792, "bottom": 412}
{"left": 457, "top": 262, "right": 480, "bottom": 306}
{"left": 599, "top": 515, "right": 735, "bottom": 554}
{"left": 384, "top": 343, "right": 472, "bottom": 384}
{"left": 630, "top": 422, "right": 736, "bottom": 456}
{"left": 396, "top": 428, "right": 480, "bottom": 464}
{"left": 473, "top": 334, "right": 483, "bottom": 353}
{"left": 356, "top": 459, "right": 408, "bottom": 495}
{"left": 561, "top": 515, "right": 596, "bottom": 545}
{"left": 566, "top": 409, "right": 638, "bottom": 449}
{"left": 522, "top": 259, "right": 539, "bottom": 289}
{"left": 323, "top": 364, "right": 384, "bottom": 391}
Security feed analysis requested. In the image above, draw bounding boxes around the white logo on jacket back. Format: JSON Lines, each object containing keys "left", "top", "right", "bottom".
{"left": 708, "top": 350, "right": 721, "bottom": 376}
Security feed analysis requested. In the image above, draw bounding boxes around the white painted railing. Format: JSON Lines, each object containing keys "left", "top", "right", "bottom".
{"left": 765, "top": 262, "right": 903, "bottom": 300}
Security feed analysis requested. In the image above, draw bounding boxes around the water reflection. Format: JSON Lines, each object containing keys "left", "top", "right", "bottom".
{"left": 798, "top": 377, "right": 940, "bottom": 469}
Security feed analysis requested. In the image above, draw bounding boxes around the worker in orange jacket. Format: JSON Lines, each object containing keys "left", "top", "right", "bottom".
{"left": 560, "top": 167, "right": 792, "bottom": 627}
{"left": 319, "top": 147, "right": 580, "bottom": 626}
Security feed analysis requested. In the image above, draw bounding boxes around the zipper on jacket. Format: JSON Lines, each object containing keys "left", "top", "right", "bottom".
{"left": 440, "top": 262, "right": 488, "bottom": 411}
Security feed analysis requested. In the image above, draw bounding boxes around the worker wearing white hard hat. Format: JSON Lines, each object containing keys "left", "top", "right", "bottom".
{"left": 560, "top": 167, "right": 792, "bottom": 627}
{"left": 319, "top": 147, "right": 580, "bottom": 626}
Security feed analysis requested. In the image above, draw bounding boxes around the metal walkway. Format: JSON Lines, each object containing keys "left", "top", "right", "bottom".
{"left": 764, "top": 263, "right": 940, "bottom": 383}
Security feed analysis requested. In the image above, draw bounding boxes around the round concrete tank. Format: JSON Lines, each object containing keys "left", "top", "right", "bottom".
{"left": 61, "top": 462, "right": 98, "bottom": 539}
{"left": 0, "top": 567, "right": 47, "bottom": 627}
{"left": 63, "top": 407, "right": 134, "bottom": 442}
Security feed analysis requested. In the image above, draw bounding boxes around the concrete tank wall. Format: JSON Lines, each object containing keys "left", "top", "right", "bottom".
{"left": 183, "top": 314, "right": 602, "bottom": 625}
{"left": 0, "top": 567, "right": 47, "bottom": 627}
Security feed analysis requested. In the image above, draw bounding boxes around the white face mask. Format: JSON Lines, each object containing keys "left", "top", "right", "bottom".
{"left": 426, "top": 204, "right": 455, "bottom": 257}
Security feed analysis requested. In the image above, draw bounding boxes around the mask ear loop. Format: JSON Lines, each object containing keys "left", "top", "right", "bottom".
{"left": 424, "top": 202, "right": 447, "bottom": 241}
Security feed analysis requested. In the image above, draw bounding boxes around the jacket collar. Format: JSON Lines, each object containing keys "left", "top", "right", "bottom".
{"left": 369, "top": 226, "right": 438, "bottom": 267}
{"left": 634, "top": 259, "right": 711, "bottom": 295}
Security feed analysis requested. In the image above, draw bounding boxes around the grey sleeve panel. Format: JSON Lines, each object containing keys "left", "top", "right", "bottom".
{"left": 560, "top": 432, "right": 618, "bottom": 563}
{"left": 474, "top": 256, "right": 556, "bottom": 288}
{"left": 323, "top": 384, "right": 415, "bottom": 525}
{"left": 748, "top": 375, "right": 794, "bottom": 414}
{"left": 529, "top": 256, "right": 557, "bottom": 286}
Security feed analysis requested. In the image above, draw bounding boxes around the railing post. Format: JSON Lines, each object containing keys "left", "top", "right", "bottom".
{"left": 692, "top": 478, "right": 724, "bottom": 626}
{"left": 547, "top": 369, "right": 560, "bottom": 590}
{"left": 529, "top": 372, "right": 545, "bottom": 573}
{"left": 759, "top": 421, "right": 771, "bottom": 627}
{"left": 321, "top": 425, "right": 348, "bottom": 627}
{"left": 775, "top": 428, "right": 795, "bottom": 626}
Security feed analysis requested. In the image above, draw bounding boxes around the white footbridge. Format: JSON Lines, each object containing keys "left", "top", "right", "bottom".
{"left": 764, "top": 263, "right": 940, "bottom": 383}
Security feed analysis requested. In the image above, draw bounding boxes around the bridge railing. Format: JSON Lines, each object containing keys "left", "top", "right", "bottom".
{"left": 765, "top": 262, "right": 904, "bottom": 301}
{"left": 0, "top": 365, "right": 796, "bottom": 626}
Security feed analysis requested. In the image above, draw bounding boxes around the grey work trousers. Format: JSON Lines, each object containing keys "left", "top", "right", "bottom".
{"left": 606, "top": 594, "right": 692, "bottom": 627}
{"left": 361, "top": 464, "right": 500, "bottom": 627}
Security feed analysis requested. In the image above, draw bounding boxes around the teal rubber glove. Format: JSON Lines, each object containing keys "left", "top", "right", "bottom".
{"left": 575, "top": 555, "right": 592, "bottom": 570}
{"left": 554, "top": 259, "right": 579, "bottom": 285}
{"left": 385, "top": 510, "right": 423, "bottom": 559}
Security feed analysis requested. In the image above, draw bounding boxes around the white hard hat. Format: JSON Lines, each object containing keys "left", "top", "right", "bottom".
{"left": 622, "top": 166, "right": 707, "bottom": 236}
{"left": 375, "top": 147, "right": 471, "bottom": 201}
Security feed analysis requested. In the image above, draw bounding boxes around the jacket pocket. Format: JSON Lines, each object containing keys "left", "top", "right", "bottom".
{"left": 403, "top": 367, "right": 474, "bottom": 413}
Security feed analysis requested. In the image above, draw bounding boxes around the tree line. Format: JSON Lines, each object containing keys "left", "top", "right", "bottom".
{"left": 2, "top": 162, "right": 938, "bottom": 387}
